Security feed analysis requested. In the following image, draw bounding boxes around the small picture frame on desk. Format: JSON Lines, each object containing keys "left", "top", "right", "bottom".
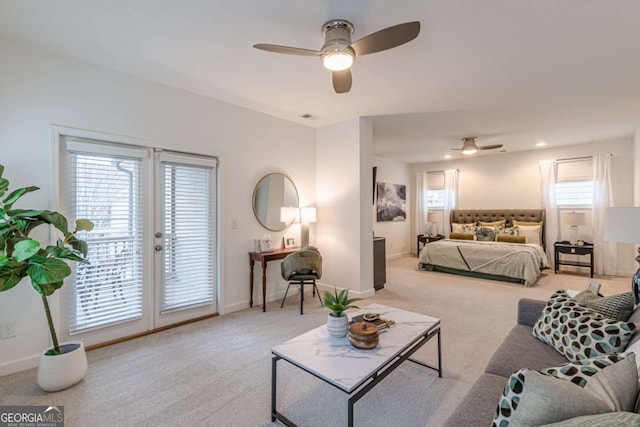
{"left": 284, "top": 236, "right": 296, "bottom": 249}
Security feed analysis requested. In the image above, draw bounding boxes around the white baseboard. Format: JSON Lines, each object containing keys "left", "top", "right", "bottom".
{"left": 223, "top": 288, "right": 300, "bottom": 314}
{"left": 0, "top": 353, "right": 40, "bottom": 376}
{"left": 386, "top": 250, "right": 410, "bottom": 260}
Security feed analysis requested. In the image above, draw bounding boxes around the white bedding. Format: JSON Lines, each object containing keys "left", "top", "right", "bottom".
{"left": 418, "top": 239, "right": 548, "bottom": 286}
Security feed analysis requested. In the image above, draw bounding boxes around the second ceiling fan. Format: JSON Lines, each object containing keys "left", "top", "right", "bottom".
{"left": 253, "top": 20, "right": 421, "bottom": 93}
{"left": 452, "top": 137, "right": 503, "bottom": 155}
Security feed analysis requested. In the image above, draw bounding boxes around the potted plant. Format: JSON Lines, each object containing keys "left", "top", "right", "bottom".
{"left": 321, "top": 287, "right": 362, "bottom": 337}
{"left": 0, "top": 164, "right": 93, "bottom": 391}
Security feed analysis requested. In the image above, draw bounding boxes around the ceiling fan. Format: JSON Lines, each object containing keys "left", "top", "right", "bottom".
{"left": 253, "top": 20, "right": 420, "bottom": 94}
{"left": 452, "top": 137, "right": 503, "bottom": 155}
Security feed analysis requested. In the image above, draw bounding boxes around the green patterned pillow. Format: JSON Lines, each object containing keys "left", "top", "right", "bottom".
{"left": 532, "top": 290, "right": 636, "bottom": 361}
{"left": 496, "top": 226, "right": 519, "bottom": 236}
{"left": 492, "top": 354, "right": 638, "bottom": 426}
{"left": 475, "top": 226, "right": 497, "bottom": 241}
{"left": 574, "top": 290, "right": 635, "bottom": 321}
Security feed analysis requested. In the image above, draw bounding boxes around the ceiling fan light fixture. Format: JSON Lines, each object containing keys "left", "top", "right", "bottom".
{"left": 462, "top": 147, "right": 477, "bottom": 155}
{"left": 322, "top": 49, "right": 354, "bottom": 71}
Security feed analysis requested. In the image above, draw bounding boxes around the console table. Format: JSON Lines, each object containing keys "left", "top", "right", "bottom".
{"left": 554, "top": 241, "right": 594, "bottom": 278}
{"left": 249, "top": 247, "right": 300, "bottom": 312}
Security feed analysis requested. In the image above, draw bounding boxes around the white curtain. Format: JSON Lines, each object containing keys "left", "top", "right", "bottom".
{"left": 593, "top": 154, "right": 616, "bottom": 275}
{"left": 540, "top": 160, "right": 559, "bottom": 267}
{"left": 414, "top": 172, "right": 429, "bottom": 252}
{"left": 443, "top": 169, "right": 459, "bottom": 237}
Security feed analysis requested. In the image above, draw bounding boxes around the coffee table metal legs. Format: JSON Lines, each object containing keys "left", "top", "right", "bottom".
{"left": 271, "top": 327, "right": 442, "bottom": 426}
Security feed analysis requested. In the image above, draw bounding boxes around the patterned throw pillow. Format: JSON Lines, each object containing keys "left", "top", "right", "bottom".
{"left": 496, "top": 226, "right": 519, "bottom": 236}
{"left": 532, "top": 290, "right": 636, "bottom": 361}
{"left": 540, "top": 354, "right": 624, "bottom": 387}
{"left": 574, "top": 290, "right": 635, "bottom": 321}
{"left": 475, "top": 226, "right": 497, "bottom": 241}
{"left": 451, "top": 222, "right": 475, "bottom": 233}
{"left": 492, "top": 353, "right": 638, "bottom": 426}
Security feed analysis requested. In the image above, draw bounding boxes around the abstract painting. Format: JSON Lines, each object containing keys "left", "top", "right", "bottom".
{"left": 376, "top": 182, "right": 406, "bottom": 222}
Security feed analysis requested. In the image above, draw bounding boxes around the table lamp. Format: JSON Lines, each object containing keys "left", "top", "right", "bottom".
{"left": 299, "top": 207, "right": 316, "bottom": 248}
{"left": 427, "top": 211, "right": 439, "bottom": 237}
{"left": 604, "top": 207, "right": 640, "bottom": 304}
{"left": 563, "top": 211, "right": 586, "bottom": 245}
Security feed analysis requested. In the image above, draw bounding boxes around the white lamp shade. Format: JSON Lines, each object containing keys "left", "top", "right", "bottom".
{"left": 300, "top": 207, "right": 316, "bottom": 223}
{"left": 427, "top": 211, "right": 438, "bottom": 222}
{"left": 605, "top": 207, "right": 640, "bottom": 244}
{"left": 563, "top": 212, "right": 586, "bottom": 226}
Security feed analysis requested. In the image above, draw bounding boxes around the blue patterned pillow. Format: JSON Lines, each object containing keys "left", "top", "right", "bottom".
{"left": 532, "top": 290, "right": 636, "bottom": 361}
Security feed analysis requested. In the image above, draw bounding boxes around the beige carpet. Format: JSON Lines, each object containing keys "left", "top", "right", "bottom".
{"left": 0, "top": 256, "right": 631, "bottom": 426}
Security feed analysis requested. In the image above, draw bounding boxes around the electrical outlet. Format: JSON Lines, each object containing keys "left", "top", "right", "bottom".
{"left": 0, "top": 321, "right": 16, "bottom": 339}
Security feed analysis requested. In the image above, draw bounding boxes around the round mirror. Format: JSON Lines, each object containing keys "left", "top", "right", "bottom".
{"left": 252, "top": 173, "right": 299, "bottom": 231}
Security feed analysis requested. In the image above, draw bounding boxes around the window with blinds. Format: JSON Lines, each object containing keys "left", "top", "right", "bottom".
{"left": 65, "top": 143, "right": 146, "bottom": 333}
{"left": 159, "top": 159, "right": 216, "bottom": 313}
{"left": 556, "top": 158, "right": 593, "bottom": 207}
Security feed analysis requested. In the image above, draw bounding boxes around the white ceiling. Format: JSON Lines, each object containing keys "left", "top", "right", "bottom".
{"left": 1, "top": 1, "right": 640, "bottom": 163}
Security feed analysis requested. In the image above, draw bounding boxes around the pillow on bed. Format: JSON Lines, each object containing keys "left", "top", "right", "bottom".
{"left": 496, "top": 235, "right": 526, "bottom": 244}
{"left": 518, "top": 224, "right": 543, "bottom": 245}
{"left": 496, "top": 226, "right": 519, "bottom": 236}
{"left": 449, "top": 232, "right": 475, "bottom": 240}
{"left": 451, "top": 222, "right": 475, "bottom": 233}
{"left": 479, "top": 219, "right": 506, "bottom": 226}
{"left": 475, "top": 227, "right": 497, "bottom": 241}
{"left": 513, "top": 219, "right": 543, "bottom": 226}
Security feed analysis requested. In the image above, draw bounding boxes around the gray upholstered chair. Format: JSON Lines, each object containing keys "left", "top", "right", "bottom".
{"left": 280, "top": 246, "right": 322, "bottom": 315}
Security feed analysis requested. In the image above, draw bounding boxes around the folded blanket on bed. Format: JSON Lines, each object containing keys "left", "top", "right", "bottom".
{"left": 457, "top": 243, "right": 538, "bottom": 270}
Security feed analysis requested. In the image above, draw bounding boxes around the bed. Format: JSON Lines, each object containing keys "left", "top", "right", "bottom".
{"left": 418, "top": 209, "right": 549, "bottom": 286}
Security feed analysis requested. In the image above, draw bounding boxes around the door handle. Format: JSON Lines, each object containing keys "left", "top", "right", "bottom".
{"left": 155, "top": 245, "right": 163, "bottom": 252}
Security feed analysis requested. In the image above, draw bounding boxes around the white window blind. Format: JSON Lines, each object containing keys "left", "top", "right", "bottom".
{"left": 159, "top": 158, "right": 216, "bottom": 313}
{"left": 556, "top": 158, "right": 593, "bottom": 207}
{"left": 65, "top": 141, "right": 146, "bottom": 333}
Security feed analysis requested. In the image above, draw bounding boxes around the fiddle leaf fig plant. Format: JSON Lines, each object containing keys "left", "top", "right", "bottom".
{"left": 0, "top": 164, "right": 93, "bottom": 355}
{"left": 321, "top": 287, "right": 362, "bottom": 318}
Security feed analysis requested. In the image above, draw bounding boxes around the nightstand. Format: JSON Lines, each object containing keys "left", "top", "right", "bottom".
{"left": 417, "top": 234, "right": 444, "bottom": 256}
{"left": 554, "top": 241, "right": 594, "bottom": 278}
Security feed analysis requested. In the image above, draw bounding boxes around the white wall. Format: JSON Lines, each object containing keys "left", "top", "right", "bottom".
{"left": 0, "top": 38, "right": 316, "bottom": 375}
{"left": 410, "top": 137, "right": 635, "bottom": 273}
{"left": 316, "top": 118, "right": 374, "bottom": 298}
{"left": 373, "top": 156, "right": 412, "bottom": 257}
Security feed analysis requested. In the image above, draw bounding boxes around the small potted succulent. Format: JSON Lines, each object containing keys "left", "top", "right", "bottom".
{"left": 321, "top": 287, "right": 362, "bottom": 337}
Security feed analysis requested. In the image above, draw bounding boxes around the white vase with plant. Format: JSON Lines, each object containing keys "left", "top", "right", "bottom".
{"left": 321, "top": 287, "right": 362, "bottom": 338}
{"left": 0, "top": 165, "right": 93, "bottom": 391}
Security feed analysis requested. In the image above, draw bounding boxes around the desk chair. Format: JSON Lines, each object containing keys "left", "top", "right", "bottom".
{"left": 280, "top": 246, "right": 322, "bottom": 315}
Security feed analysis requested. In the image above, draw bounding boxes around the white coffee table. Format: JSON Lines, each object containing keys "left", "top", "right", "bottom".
{"left": 271, "top": 304, "right": 442, "bottom": 427}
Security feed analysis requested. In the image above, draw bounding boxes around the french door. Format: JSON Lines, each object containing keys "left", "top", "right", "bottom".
{"left": 59, "top": 137, "right": 217, "bottom": 346}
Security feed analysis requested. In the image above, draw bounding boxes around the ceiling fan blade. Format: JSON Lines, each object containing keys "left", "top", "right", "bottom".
{"left": 253, "top": 44, "right": 323, "bottom": 56}
{"left": 478, "top": 144, "right": 504, "bottom": 150}
{"left": 351, "top": 21, "right": 420, "bottom": 56}
{"left": 332, "top": 69, "right": 352, "bottom": 93}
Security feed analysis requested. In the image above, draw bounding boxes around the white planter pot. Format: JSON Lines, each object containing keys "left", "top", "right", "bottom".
{"left": 37, "top": 341, "right": 88, "bottom": 392}
{"left": 327, "top": 313, "right": 349, "bottom": 337}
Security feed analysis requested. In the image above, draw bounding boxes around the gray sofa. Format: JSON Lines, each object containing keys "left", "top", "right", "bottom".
{"left": 444, "top": 298, "right": 639, "bottom": 426}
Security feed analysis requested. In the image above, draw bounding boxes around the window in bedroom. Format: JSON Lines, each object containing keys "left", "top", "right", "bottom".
{"left": 427, "top": 172, "right": 445, "bottom": 209}
{"left": 555, "top": 158, "right": 593, "bottom": 207}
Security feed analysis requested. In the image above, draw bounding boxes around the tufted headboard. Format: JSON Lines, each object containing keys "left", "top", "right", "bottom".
{"left": 450, "top": 209, "right": 546, "bottom": 247}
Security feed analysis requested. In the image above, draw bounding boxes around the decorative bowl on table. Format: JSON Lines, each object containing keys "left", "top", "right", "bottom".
{"left": 348, "top": 321, "right": 379, "bottom": 349}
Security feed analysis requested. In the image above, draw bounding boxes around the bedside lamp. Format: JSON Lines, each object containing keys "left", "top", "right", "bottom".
{"left": 299, "top": 207, "right": 316, "bottom": 248}
{"left": 563, "top": 211, "right": 586, "bottom": 245}
{"left": 427, "top": 211, "right": 439, "bottom": 237}
{"left": 604, "top": 207, "right": 640, "bottom": 304}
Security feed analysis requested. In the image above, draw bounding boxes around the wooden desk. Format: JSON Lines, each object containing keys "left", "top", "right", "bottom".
{"left": 249, "top": 247, "right": 300, "bottom": 312}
